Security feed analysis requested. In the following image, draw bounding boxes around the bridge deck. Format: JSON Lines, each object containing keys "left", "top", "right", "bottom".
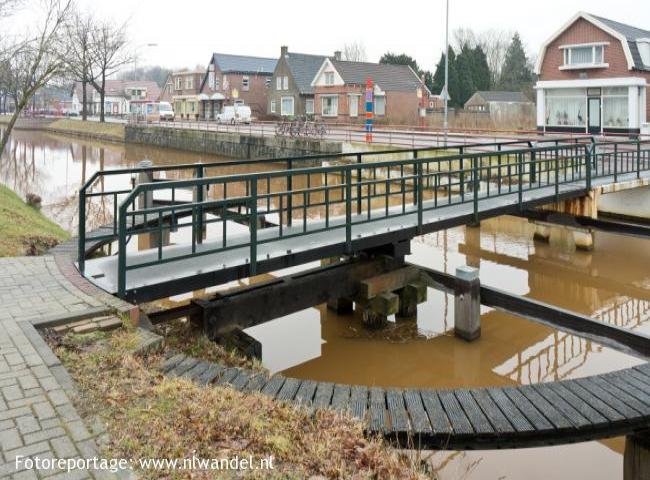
{"left": 158, "top": 351, "right": 650, "bottom": 449}
{"left": 84, "top": 170, "right": 647, "bottom": 299}
{"left": 85, "top": 181, "right": 585, "bottom": 295}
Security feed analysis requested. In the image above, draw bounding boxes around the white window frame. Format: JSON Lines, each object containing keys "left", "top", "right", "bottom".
{"left": 560, "top": 42, "right": 609, "bottom": 70}
{"left": 283, "top": 76, "right": 289, "bottom": 90}
{"left": 280, "top": 96, "right": 294, "bottom": 116}
{"left": 214, "top": 77, "right": 220, "bottom": 90}
{"left": 325, "top": 72, "right": 335, "bottom": 86}
{"left": 348, "top": 94, "right": 360, "bottom": 117}
{"left": 276, "top": 77, "right": 282, "bottom": 90}
{"left": 175, "top": 77, "right": 182, "bottom": 90}
{"left": 321, "top": 95, "right": 338, "bottom": 117}
{"left": 270, "top": 100, "right": 276, "bottom": 113}
{"left": 374, "top": 95, "right": 386, "bottom": 116}
{"left": 305, "top": 98, "right": 314, "bottom": 115}
{"left": 242, "top": 76, "right": 250, "bottom": 91}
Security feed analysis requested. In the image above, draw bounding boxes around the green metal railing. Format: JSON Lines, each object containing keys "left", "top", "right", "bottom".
{"left": 76, "top": 136, "right": 594, "bottom": 273}
{"left": 100, "top": 138, "right": 650, "bottom": 298}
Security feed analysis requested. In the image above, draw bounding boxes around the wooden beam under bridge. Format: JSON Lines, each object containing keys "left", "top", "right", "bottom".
{"left": 191, "top": 255, "right": 400, "bottom": 339}
{"left": 413, "top": 263, "right": 650, "bottom": 359}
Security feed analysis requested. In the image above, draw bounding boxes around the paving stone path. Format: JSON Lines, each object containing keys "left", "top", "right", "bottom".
{"left": 0, "top": 254, "right": 136, "bottom": 479}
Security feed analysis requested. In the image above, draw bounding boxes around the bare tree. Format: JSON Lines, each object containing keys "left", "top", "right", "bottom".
{"left": 63, "top": 10, "right": 96, "bottom": 120}
{"left": 0, "top": 0, "right": 72, "bottom": 157}
{"left": 342, "top": 41, "right": 367, "bottom": 62}
{"left": 477, "top": 29, "right": 514, "bottom": 88}
{"left": 88, "top": 19, "right": 131, "bottom": 122}
{"left": 452, "top": 27, "right": 478, "bottom": 51}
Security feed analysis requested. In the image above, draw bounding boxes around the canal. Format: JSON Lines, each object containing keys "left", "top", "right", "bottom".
{"left": 2, "top": 129, "right": 649, "bottom": 479}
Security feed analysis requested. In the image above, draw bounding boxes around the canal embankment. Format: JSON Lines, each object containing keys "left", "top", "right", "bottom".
{"left": 0, "top": 115, "right": 126, "bottom": 143}
{"left": 0, "top": 184, "right": 69, "bottom": 256}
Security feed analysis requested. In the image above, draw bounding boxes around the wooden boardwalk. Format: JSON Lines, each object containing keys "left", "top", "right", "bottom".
{"left": 158, "top": 351, "right": 650, "bottom": 449}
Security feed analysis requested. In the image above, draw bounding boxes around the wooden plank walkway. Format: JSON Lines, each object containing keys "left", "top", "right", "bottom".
{"left": 159, "top": 351, "right": 650, "bottom": 449}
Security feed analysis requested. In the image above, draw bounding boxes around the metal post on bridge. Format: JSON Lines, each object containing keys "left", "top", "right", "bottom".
{"left": 194, "top": 164, "right": 205, "bottom": 245}
{"left": 637, "top": 140, "right": 641, "bottom": 180}
{"left": 472, "top": 157, "right": 479, "bottom": 225}
{"left": 287, "top": 159, "right": 293, "bottom": 227}
{"left": 249, "top": 179, "right": 257, "bottom": 276}
{"left": 345, "top": 168, "right": 352, "bottom": 254}
{"left": 78, "top": 189, "right": 86, "bottom": 274}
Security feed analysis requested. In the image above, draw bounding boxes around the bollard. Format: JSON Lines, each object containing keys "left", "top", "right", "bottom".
{"left": 454, "top": 265, "right": 481, "bottom": 341}
{"left": 624, "top": 433, "right": 650, "bottom": 480}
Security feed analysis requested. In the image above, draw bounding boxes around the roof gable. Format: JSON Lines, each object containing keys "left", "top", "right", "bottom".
{"left": 312, "top": 59, "right": 426, "bottom": 92}
{"left": 283, "top": 52, "right": 328, "bottom": 94}
{"left": 535, "top": 12, "right": 646, "bottom": 73}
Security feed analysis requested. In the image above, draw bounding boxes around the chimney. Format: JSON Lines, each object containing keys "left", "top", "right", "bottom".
{"left": 334, "top": 50, "right": 342, "bottom": 61}
{"left": 281, "top": 45, "right": 288, "bottom": 57}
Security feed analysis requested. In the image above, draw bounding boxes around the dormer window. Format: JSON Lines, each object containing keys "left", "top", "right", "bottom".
{"left": 325, "top": 72, "right": 335, "bottom": 85}
{"left": 560, "top": 43, "right": 608, "bottom": 70}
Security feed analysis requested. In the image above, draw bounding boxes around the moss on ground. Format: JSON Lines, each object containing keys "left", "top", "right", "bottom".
{"left": 50, "top": 328, "right": 430, "bottom": 479}
{"left": 0, "top": 184, "right": 69, "bottom": 256}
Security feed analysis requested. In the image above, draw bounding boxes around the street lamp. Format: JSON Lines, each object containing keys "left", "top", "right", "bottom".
{"left": 443, "top": 0, "right": 449, "bottom": 147}
{"left": 133, "top": 43, "right": 158, "bottom": 80}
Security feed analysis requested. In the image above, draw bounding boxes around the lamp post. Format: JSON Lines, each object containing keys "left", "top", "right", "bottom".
{"left": 443, "top": 0, "right": 449, "bottom": 147}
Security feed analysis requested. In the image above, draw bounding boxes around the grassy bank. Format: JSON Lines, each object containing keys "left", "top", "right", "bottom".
{"left": 0, "top": 184, "right": 69, "bottom": 256}
{"left": 49, "top": 323, "right": 428, "bottom": 479}
{"left": 0, "top": 115, "right": 125, "bottom": 142}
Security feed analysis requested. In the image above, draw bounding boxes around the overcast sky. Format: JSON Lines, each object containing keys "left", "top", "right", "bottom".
{"left": 74, "top": 0, "right": 649, "bottom": 73}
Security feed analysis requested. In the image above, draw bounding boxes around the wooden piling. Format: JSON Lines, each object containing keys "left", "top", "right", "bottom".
{"left": 624, "top": 433, "right": 650, "bottom": 480}
{"left": 454, "top": 266, "right": 481, "bottom": 341}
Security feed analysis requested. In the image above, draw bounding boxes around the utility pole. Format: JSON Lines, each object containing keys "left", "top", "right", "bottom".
{"left": 444, "top": 0, "right": 449, "bottom": 147}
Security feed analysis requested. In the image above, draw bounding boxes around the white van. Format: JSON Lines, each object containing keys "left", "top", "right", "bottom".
{"left": 158, "top": 102, "right": 174, "bottom": 121}
{"left": 216, "top": 105, "right": 251, "bottom": 124}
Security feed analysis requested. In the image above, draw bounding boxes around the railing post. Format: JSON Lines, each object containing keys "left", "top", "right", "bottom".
{"left": 518, "top": 153, "right": 524, "bottom": 209}
{"left": 413, "top": 150, "right": 419, "bottom": 206}
{"left": 356, "top": 153, "right": 362, "bottom": 215}
{"left": 287, "top": 159, "right": 293, "bottom": 227}
{"left": 195, "top": 164, "right": 204, "bottom": 245}
{"left": 473, "top": 157, "right": 479, "bottom": 225}
{"left": 637, "top": 140, "right": 641, "bottom": 179}
{"left": 345, "top": 168, "right": 352, "bottom": 254}
{"left": 77, "top": 188, "right": 86, "bottom": 274}
{"left": 117, "top": 201, "right": 127, "bottom": 299}
{"left": 417, "top": 162, "right": 423, "bottom": 233}
{"left": 249, "top": 179, "right": 257, "bottom": 276}
{"left": 528, "top": 141, "right": 537, "bottom": 184}
{"left": 614, "top": 143, "right": 618, "bottom": 183}
{"left": 554, "top": 149, "right": 560, "bottom": 203}
{"left": 585, "top": 145, "right": 592, "bottom": 192}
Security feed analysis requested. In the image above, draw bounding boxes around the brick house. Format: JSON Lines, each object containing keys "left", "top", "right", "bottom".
{"left": 71, "top": 80, "right": 161, "bottom": 116}
{"left": 267, "top": 46, "right": 328, "bottom": 118}
{"left": 310, "top": 56, "right": 430, "bottom": 125}
{"left": 159, "top": 70, "right": 204, "bottom": 120}
{"left": 198, "top": 53, "right": 277, "bottom": 119}
{"left": 535, "top": 12, "right": 650, "bottom": 135}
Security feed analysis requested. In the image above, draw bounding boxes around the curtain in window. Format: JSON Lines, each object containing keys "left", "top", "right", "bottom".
{"left": 281, "top": 97, "right": 294, "bottom": 116}
{"left": 603, "top": 88, "right": 628, "bottom": 127}
{"left": 305, "top": 99, "right": 314, "bottom": 115}
{"left": 545, "top": 89, "right": 586, "bottom": 127}
{"left": 322, "top": 96, "right": 338, "bottom": 116}
{"left": 374, "top": 96, "right": 386, "bottom": 116}
{"left": 571, "top": 47, "right": 593, "bottom": 64}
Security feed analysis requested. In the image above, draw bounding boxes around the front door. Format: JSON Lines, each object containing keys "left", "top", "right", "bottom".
{"left": 588, "top": 97, "right": 601, "bottom": 134}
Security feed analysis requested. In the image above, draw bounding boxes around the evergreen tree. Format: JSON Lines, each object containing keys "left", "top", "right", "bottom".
{"left": 499, "top": 33, "right": 533, "bottom": 91}
{"left": 455, "top": 45, "right": 476, "bottom": 106}
{"left": 379, "top": 52, "right": 421, "bottom": 75}
{"left": 431, "top": 47, "right": 460, "bottom": 106}
{"left": 470, "top": 45, "right": 491, "bottom": 91}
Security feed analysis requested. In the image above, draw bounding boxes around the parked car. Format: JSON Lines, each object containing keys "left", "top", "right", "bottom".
{"left": 216, "top": 105, "right": 251, "bottom": 124}
{"left": 158, "top": 102, "right": 174, "bottom": 121}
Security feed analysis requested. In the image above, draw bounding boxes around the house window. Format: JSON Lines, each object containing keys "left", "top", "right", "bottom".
{"left": 325, "top": 72, "right": 335, "bottom": 85}
{"left": 602, "top": 87, "right": 629, "bottom": 127}
{"left": 545, "top": 88, "right": 586, "bottom": 127}
{"left": 208, "top": 72, "right": 215, "bottom": 89}
{"left": 265, "top": 77, "right": 271, "bottom": 87}
{"left": 276, "top": 77, "right": 282, "bottom": 90}
{"left": 374, "top": 96, "right": 386, "bottom": 116}
{"left": 321, "top": 95, "right": 338, "bottom": 116}
{"left": 214, "top": 77, "right": 220, "bottom": 90}
{"left": 305, "top": 98, "right": 314, "bottom": 115}
{"left": 175, "top": 78, "right": 182, "bottom": 90}
{"left": 242, "top": 76, "right": 250, "bottom": 91}
{"left": 270, "top": 100, "right": 276, "bottom": 113}
{"left": 348, "top": 94, "right": 359, "bottom": 117}
{"left": 185, "top": 77, "right": 193, "bottom": 89}
{"left": 283, "top": 76, "right": 289, "bottom": 90}
{"left": 562, "top": 44, "right": 606, "bottom": 68}
{"left": 281, "top": 96, "right": 294, "bottom": 116}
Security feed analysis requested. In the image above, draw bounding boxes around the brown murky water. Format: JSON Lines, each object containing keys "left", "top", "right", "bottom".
{"left": 3, "top": 130, "right": 650, "bottom": 480}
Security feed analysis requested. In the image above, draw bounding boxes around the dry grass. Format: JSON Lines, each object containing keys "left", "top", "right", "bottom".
{"left": 47, "top": 119, "right": 125, "bottom": 141}
{"left": 52, "top": 328, "right": 431, "bottom": 479}
{"left": 0, "top": 184, "right": 69, "bottom": 256}
{"left": 154, "top": 318, "right": 264, "bottom": 372}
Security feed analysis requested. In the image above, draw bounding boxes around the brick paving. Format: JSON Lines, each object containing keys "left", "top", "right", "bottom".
{"left": 0, "top": 255, "right": 136, "bottom": 479}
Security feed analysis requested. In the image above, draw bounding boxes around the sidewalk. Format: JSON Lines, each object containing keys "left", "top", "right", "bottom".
{"left": 0, "top": 255, "right": 135, "bottom": 479}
